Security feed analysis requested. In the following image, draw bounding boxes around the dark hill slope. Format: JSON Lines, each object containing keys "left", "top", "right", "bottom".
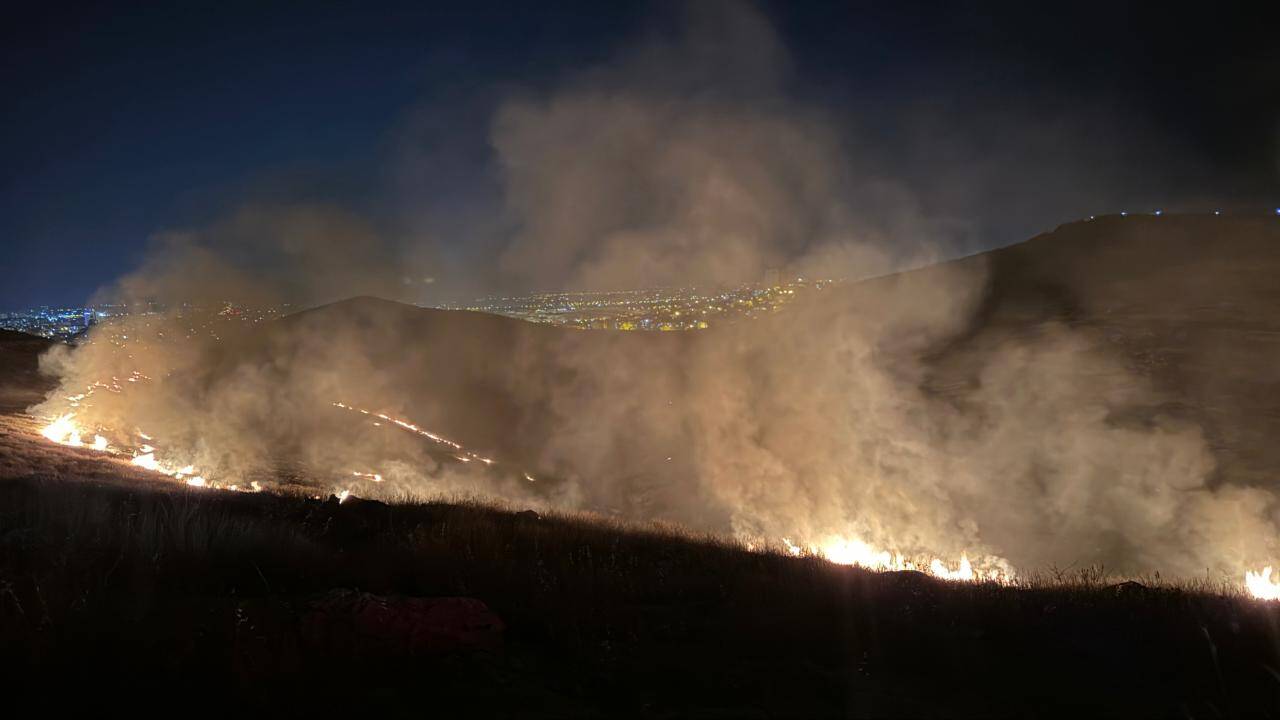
{"left": 0, "top": 329, "right": 54, "bottom": 413}
{"left": 841, "top": 214, "right": 1280, "bottom": 487}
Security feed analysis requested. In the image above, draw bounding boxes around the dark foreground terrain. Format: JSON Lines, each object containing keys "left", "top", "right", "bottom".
{"left": 2, "top": 464, "right": 1280, "bottom": 718}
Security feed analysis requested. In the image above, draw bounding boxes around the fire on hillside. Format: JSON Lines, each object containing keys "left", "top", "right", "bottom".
{"left": 31, "top": 397, "right": 1280, "bottom": 598}
{"left": 35, "top": 390, "right": 1012, "bottom": 586}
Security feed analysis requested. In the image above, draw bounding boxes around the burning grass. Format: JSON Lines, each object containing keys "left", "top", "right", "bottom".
{"left": 3, "top": 471, "right": 1280, "bottom": 717}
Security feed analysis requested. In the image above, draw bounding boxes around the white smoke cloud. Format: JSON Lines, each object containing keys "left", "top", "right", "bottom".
{"left": 479, "top": 1, "right": 1280, "bottom": 576}
{"left": 490, "top": 2, "right": 948, "bottom": 293}
{"left": 26, "top": 1, "right": 1280, "bottom": 582}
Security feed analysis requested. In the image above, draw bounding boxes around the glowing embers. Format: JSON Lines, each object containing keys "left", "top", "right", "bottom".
{"left": 928, "top": 555, "right": 977, "bottom": 582}
{"left": 1245, "top": 567, "right": 1280, "bottom": 600}
{"left": 333, "top": 401, "right": 461, "bottom": 449}
{"left": 331, "top": 400, "right": 495, "bottom": 465}
{"left": 62, "top": 370, "right": 149, "bottom": 405}
{"left": 129, "top": 451, "right": 206, "bottom": 487}
{"left": 38, "top": 412, "right": 236, "bottom": 491}
{"left": 40, "top": 413, "right": 114, "bottom": 452}
{"left": 784, "top": 534, "right": 1013, "bottom": 584}
{"left": 41, "top": 413, "right": 86, "bottom": 446}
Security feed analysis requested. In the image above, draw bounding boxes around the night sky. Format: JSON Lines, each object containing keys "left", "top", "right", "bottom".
{"left": 4, "top": 0, "right": 1278, "bottom": 309}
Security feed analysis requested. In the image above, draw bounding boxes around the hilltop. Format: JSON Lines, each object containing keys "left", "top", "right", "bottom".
{"left": 848, "top": 214, "right": 1280, "bottom": 488}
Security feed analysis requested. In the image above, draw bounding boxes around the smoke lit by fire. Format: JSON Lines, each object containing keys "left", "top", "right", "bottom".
{"left": 38, "top": 390, "right": 1019, "bottom": 587}
{"left": 784, "top": 536, "right": 1012, "bottom": 583}
{"left": 23, "top": 2, "right": 1280, "bottom": 605}
{"left": 36, "top": 402, "right": 1280, "bottom": 597}
{"left": 1245, "top": 567, "right": 1280, "bottom": 601}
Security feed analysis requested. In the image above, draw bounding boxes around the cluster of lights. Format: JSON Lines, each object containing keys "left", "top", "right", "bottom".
{"left": 1092, "top": 209, "right": 1280, "bottom": 219}
{"left": 443, "top": 283, "right": 811, "bottom": 332}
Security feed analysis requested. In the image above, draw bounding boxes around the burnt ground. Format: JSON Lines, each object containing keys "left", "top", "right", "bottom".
{"left": 3, "top": 331, "right": 1280, "bottom": 717}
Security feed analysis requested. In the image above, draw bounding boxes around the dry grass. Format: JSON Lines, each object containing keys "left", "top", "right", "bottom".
{"left": 3, "top": 469, "right": 1280, "bottom": 717}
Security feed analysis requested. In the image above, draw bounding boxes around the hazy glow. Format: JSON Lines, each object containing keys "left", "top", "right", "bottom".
{"left": 40, "top": 414, "right": 82, "bottom": 446}
{"left": 785, "top": 534, "right": 1012, "bottom": 584}
{"left": 1246, "top": 567, "right": 1280, "bottom": 600}
{"left": 40, "top": 411, "right": 242, "bottom": 494}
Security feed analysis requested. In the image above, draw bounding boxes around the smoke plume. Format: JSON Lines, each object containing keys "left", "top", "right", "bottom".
{"left": 29, "top": 2, "right": 1280, "bottom": 580}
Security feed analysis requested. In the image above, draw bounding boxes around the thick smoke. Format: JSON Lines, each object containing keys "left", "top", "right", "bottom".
{"left": 492, "top": 3, "right": 928, "bottom": 292}
{"left": 479, "top": 2, "right": 1280, "bottom": 576}
{"left": 30, "top": 2, "right": 1280, "bottom": 579}
{"left": 109, "top": 204, "right": 407, "bottom": 308}
{"left": 31, "top": 204, "right": 553, "bottom": 505}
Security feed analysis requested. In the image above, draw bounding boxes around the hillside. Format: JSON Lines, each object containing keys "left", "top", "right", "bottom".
{"left": 5, "top": 215, "right": 1280, "bottom": 715}
{"left": 38, "top": 213, "right": 1266, "bottom": 544}
{"left": 889, "top": 214, "right": 1280, "bottom": 488}
{"left": 205, "top": 214, "right": 1280, "bottom": 513}
{"left": 4, "top": 310, "right": 1280, "bottom": 715}
{"left": 0, "top": 329, "right": 53, "bottom": 413}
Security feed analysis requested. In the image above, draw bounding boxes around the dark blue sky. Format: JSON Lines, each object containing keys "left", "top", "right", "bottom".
{"left": 4, "top": 1, "right": 1278, "bottom": 309}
